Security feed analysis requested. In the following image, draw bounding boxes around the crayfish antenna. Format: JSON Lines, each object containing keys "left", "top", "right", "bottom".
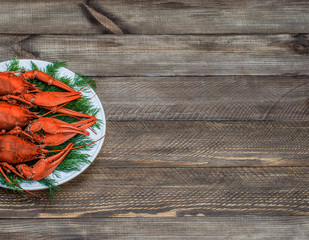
{"left": 71, "top": 131, "right": 108, "bottom": 150}
{"left": 0, "top": 172, "right": 47, "bottom": 212}
{"left": 0, "top": 166, "right": 12, "bottom": 184}
{"left": 78, "top": 80, "right": 95, "bottom": 92}
{"left": 2, "top": 70, "right": 25, "bottom": 74}
{"left": 46, "top": 106, "right": 95, "bottom": 119}
{"left": 14, "top": 181, "right": 47, "bottom": 212}
{"left": 77, "top": 93, "right": 97, "bottom": 102}
{"left": 41, "top": 102, "right": 69, "bottom": 117}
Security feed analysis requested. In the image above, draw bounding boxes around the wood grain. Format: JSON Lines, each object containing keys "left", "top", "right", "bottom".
{"left": 0, "top": 217, "right": 308, "bottom": 239}
{"left": 1, "top": 0, "right": 309, "bottom": 34}
{"left": 0, "top": 167, "right": 307, "bottom": 218}
{"left": 98, "top": 121, "right": 309, "bottom": 167}
{"left": 2, "top": 34, "right": 309, "bottom": 76}
{"left": 96, "top": 76, "right": 309, "bottom": 121}
{"left": 0, "top": 1, "right": 308, "bottom": 239}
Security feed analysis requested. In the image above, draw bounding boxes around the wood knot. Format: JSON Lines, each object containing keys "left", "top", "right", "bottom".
{"left": 80, "top": 0, "right": 124, "bottom": 34}
{"left": 289, "top": 34, "right": 309, "bottom": 55}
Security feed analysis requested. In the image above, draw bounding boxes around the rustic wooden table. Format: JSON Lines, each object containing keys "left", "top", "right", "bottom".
{"left": 0, "top": 0, "right": 308, "bottom": 239}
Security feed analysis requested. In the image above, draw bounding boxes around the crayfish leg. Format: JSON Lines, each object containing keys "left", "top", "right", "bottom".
{"left": 0, "top": 162, "right": 25, "bottom": 183}
{"left": 0, "top": 95, "right": 34, "bottom": 107}
{"left": 0, "top": 165, "right": 12, "bottom": 183}
{"left": 7, "top": 126, "right": 33, "bottom": 140}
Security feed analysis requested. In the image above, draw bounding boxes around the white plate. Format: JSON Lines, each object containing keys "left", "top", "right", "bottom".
{"left": 0, "top": 59, "right": 106, "bottom": 190}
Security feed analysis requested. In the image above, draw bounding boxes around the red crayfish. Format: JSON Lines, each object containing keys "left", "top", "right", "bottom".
{"left": 0, "top": 69, "right": 99, "bottom": 184}
{"left": 0, "top": 101, "right": 97, "bottom": 146}
{"left": 0, "top": 134, "right": 73, "bottom": 182}
{"left": 0, "top": 69, "right": 90, "bottom": 118}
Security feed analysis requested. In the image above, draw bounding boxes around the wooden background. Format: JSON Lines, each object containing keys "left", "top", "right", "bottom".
{"left": 0, "top": 0, "right": 308, "bottom": 239}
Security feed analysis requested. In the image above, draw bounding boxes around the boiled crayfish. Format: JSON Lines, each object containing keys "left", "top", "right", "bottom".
{"left": 0, "top": 101, "right": 96, "bottom": 146}
{"left": 0, "top": 70, "right": 92, "bottom": 118}
{"left": 0, "top": 69, "right": 98, "bottom": 183}
{"left": 0, "top": 70, "right": 74, "bottom": 95}
{"left": 0, "top": 134, "right": 73, "bottom": 181}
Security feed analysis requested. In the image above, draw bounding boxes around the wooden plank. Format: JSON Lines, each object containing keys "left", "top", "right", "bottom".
{"left": 98, "top": 121, "right": 309, "bottom": 167}
{"left": 0, "top": 217, "right": 308, "bottom": 239}
{"left": 1, "top": 0, "right": 309, "bottom": 34}
{"left": 3, "top": 34, "right": 309, "bottom": 76}
{"left": 0, "top": 167, "right": 307, "bottom": 217}
{"left": 96, "top": 76, "right": 309, "bottom": 121}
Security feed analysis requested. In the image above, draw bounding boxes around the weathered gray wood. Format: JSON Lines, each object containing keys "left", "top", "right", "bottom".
{"left": 0, "top": 167, "right": 307, "bottom": 217}
{"left": 98, "top": 121, "right": 309, "bottom": 167}
{"left": 3, "top": 34, "right": 309, "bottom": 76}
{"left": 0, "top": 217, "right": 308, "bottom": 239}
{"left": 1, "top": 0, "right": 309, "bottom": 34}
{"left": 95, "top": 76, "right": 309, "bottom": 121}
{"left": 0, "top": 1, "right": 308, "bottom": 238}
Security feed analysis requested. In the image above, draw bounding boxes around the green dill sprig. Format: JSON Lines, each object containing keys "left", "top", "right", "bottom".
{"left": 38, "top": 178, "right": 59, "bottom": 201}
{"left": 6, "top": 58, "right": 25, "bottom": 71}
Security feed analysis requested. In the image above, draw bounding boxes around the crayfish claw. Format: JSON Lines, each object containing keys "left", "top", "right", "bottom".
{"left": 17, "top": 142, "right": 73, "bottom": 180}
{"left": 23, "top": 70, "right": 76, "bottom": 92}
